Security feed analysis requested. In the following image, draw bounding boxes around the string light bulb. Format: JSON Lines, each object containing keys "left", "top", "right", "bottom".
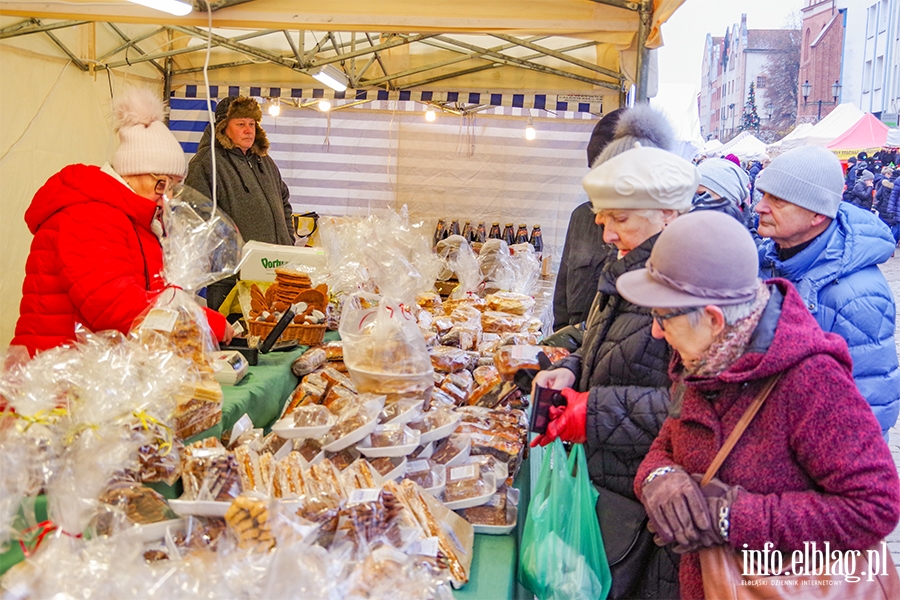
{"left": 425, "top": 108, "right": 436, "bottom": 122}
{"left": 525, "top": 116, "right": 536, "bottom": 141}
{"left": 268, "top": 99, "right": 281, "bottom": 117}
{"left": 318, "top": 99, "right": 332, "bottom": 112}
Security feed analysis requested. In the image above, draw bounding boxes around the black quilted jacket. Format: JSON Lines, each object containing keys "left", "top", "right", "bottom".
{"left": 555, "top": 233, "right": 672, "bottom": 500}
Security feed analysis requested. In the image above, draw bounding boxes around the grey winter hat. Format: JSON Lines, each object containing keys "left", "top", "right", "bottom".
{"left": 616, "top": 211, "right": 760, "bottom": 308}
{"left": 592, "top": 104, "right": 676, "bottom": 167}
{"left": 859, "top": 169, "right": 874, "bottom": 182}
{"left": 754, "top": 145, "right": 844, "bottom": 218}
{"left": 697, "top": 158, "right": 750, "bottom": 204}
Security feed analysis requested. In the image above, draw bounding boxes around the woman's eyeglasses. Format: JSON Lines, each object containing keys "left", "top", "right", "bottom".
{"left": 650, "top": 307, "right": 699, "bottom": 331}
{"left": 151, "top": 174, "right": 183, "bottom": 198}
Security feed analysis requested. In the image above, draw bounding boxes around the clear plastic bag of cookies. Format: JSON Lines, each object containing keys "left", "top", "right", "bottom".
{"left": 485, "top": 291, "right": 536, "bottom": 316}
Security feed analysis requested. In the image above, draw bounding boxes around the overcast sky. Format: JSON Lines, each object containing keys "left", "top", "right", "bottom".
{"left": 657, "top": 0, "right": 806, "bottom": 90}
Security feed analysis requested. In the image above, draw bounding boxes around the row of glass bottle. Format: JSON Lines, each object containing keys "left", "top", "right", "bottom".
{"left": 433, "top": 219, "right": 542, "bottom": 253}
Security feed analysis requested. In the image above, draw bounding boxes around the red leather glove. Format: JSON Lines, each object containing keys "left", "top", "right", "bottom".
{"left": 530, "top": 388, "right": 588, "bottom": 447}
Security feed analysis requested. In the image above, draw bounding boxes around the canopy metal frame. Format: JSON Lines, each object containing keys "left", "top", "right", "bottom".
{"left": 0, "top": 17, "right": 635, "bottom": 99}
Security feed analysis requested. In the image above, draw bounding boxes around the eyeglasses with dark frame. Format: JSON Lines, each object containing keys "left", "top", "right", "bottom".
{"left": 650, "top": 307, "right": 700, "bottom": 331}
{"left": 150, "top": 174, "right": 183, "bottom": 198}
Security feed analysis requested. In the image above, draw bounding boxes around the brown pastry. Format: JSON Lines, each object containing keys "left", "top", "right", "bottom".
{"left": 225, "top": 495, "right": 275, "bottom": 552}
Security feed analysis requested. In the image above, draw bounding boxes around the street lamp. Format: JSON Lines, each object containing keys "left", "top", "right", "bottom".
{"left": 802, "top": 80, "right": 841, "bottom": 122}
{"left": 765, "top": 102, "right": 774, "bottom": 121}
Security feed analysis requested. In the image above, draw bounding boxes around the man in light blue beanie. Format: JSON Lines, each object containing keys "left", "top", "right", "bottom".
{"left": 755, "top": 145, "right": 899, "bottom": 437}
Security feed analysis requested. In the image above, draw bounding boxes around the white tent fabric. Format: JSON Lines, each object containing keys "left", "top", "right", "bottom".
{"left": 802, "top": 103, "right": 865, "bottom": 147}
{"left": 704, "top": 139, "right": 723, "bottom": 154}
{"left": 711, "top": 132, "right": 768, "bottom": 161}
{"left": 776, "top": 123, "right": 815, "bottom": 153}
{"left": 887, "top": 128, "right": 900, "bottom": 148}
{"left": 650, "top": 83, "right": 705, "bottom": 161}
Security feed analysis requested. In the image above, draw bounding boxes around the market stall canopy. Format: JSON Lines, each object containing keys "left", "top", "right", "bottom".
{"left": 771, "top": 122, "right": 815, "bottom": 154}
{"left": 0, "top": 0, "right": 686, "bottom": 102}
{"left": 801, "top": 103, "right": 865, "bottom": 147}
{"left": 825, "top": 113, "right": 889, "bottom": 160}
{"left": 711, "top": 131, "right": 768, "bottom": 162}
{"left": 886, "top": 127, "right": 900, "bottom": 149}
{"left": 704, "top": 139, "right": 724, "bottom": 154}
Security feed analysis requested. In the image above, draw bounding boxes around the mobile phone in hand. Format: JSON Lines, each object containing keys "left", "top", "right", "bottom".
{"left": 529, "top": 385, "right": 567, "bottom": 434}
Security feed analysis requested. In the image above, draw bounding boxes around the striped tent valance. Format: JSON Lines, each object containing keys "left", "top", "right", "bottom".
{"left": 170, "top": 85, "right": 607, "bottom": 116}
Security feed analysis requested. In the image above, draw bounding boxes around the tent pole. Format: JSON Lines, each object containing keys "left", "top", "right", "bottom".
{"left": 634, "top": 0, "right": 652, "bottom": 103}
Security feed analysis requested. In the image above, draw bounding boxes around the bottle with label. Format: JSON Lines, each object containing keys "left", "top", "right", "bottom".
{"left": 476, "top": 222, "right": 487, "bottom": 243}
{"left": 529, "top": 224, "right": 543, "bottom": 255}
{"left": 489, "top": 222, "right": 502, "bottom": 239}
{"left": 502, "top": 223, "right": 515, "bottom": 246}
{"left": 433, "top": 219, "right": 446, "bottom": 247}
{"left": 514, "top": 223, "right": 529, "bottom": 244}
{"left": 449, "top": 219, "right": 461, "bottom": 237}
{"left": 461, "top": 221, "right": 473, "bottom": 242}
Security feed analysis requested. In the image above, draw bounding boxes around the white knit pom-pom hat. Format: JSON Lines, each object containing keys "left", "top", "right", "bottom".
{"left": 112, "top": 87, "right": 186, "bottom": 177}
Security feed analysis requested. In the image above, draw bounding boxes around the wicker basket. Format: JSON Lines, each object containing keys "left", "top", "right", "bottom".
{"left": 247, "top": 320, "right": 326, "bottom": 346}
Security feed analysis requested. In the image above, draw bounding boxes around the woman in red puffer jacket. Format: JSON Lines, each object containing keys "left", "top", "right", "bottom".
{"left": 12, "top": 88, "right": 231, "bottom": 355}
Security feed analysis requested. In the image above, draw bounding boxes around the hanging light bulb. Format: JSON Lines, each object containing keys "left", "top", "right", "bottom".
{"left": 525, "top": 116, "right": 536, "bottom": 141}
{"left": 268, "top": 99, "right": 281, "bottom": 117}
{"left": 318, "top": 99, "right": 332, "bottom": 112}
{"left": 425, "top": 108, "right": 436, "bottom": 122}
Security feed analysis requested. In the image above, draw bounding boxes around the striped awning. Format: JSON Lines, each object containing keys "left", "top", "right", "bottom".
{"left": 171, "top": 85, "right": 606, "bottom": 116}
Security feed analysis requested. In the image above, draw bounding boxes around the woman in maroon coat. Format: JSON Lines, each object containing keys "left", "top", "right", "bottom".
{"left": 12, "top": 87, "right": 231, "bottom": 355}
{"left": 615, "top": 211, "right": 900, "bottom": 599}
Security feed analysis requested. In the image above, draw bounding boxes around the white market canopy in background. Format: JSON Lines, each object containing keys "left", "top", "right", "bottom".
{"left": 886, "top": 128, "right": 900, "bottom": 148}
{"left": 801, "top": 103, "right": 865, "bottom": 147}
{"left": 704, "top": 139, "right": 724, "bottom": 154}
{"left": 773, "top": 122, "right": 815, "bottom": 153}
{"left": 711, "top": 131, "right": 768, "bottom": 161}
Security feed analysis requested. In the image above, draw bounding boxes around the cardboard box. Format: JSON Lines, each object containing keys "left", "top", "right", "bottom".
{"left": 239, "top": 240, "right": 326, "bottom": 282}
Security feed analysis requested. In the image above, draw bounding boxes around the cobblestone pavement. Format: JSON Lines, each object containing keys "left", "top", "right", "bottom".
{"left": 881, "top": 250, "right": 900, "bottom": 572}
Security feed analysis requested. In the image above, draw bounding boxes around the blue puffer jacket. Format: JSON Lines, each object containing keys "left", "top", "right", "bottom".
{"left": 758, "top": 203, "right": 900, "bottom": 434}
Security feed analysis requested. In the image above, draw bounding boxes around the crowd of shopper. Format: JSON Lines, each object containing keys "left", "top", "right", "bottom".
{"left": 537, "top": 106, "right": 900, "bottom": 598}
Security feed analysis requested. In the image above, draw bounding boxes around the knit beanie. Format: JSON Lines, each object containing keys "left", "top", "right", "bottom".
{"left": 112, "top": 87, "right": 186, "bottom": 177}
{"left": 859, "top": 169, "right": 874, "bottom": 182}
{"left": 583, "top": 144, "right": 699, "bottom": 212}
{"left": 593, "top": 104, "right": 676, "bottom": 167}
{"left": 697, "top": 158, "right": 750, "bottom": 205}
{"left": 723, "top": 153, "right": 741, "bottom": 167}
{"left": 754, "top": 145, "right": 843, "bottom": 218}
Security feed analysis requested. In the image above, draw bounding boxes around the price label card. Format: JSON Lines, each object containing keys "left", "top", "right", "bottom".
{"left": 347, "top": 488, "right": 381, "bottom": 506}
{"left": 509, "top": 345, "right": 540, "bottom": 360}
{"left": 406, "top": 459, "right": 430, "bottom": 473}
{"left": 450, "top": 465, "right": 476, "bottom": 481}
{"left": 411, "top": 536, "right": 440, "bottom": 557}
{"left": 140, "top": 309, "right": 179, "bottom": 333}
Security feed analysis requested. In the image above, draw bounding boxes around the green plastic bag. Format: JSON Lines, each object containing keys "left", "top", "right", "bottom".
{"left": 519, "top": 439, "right": 612, "bottom": 600}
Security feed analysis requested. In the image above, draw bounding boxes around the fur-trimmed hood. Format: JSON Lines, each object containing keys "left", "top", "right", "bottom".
{"left": 213, "top": 96, "right": 270, "bottom": 156}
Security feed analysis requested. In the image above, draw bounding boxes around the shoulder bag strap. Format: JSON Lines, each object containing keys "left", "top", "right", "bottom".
{"left": 700, "top": 374, "right": 783, "bottom": 487}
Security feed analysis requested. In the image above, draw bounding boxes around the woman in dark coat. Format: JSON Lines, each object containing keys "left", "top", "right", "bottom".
{"left": 616, "top": 211, "right": 900, "bottom": 600}
{"left": 533, "top": 143, "right": 700, "bottom": 599}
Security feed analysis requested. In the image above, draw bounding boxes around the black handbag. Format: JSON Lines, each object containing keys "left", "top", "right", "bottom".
{"left": 595, "top": 485, "right": 658, "bottom": 599}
